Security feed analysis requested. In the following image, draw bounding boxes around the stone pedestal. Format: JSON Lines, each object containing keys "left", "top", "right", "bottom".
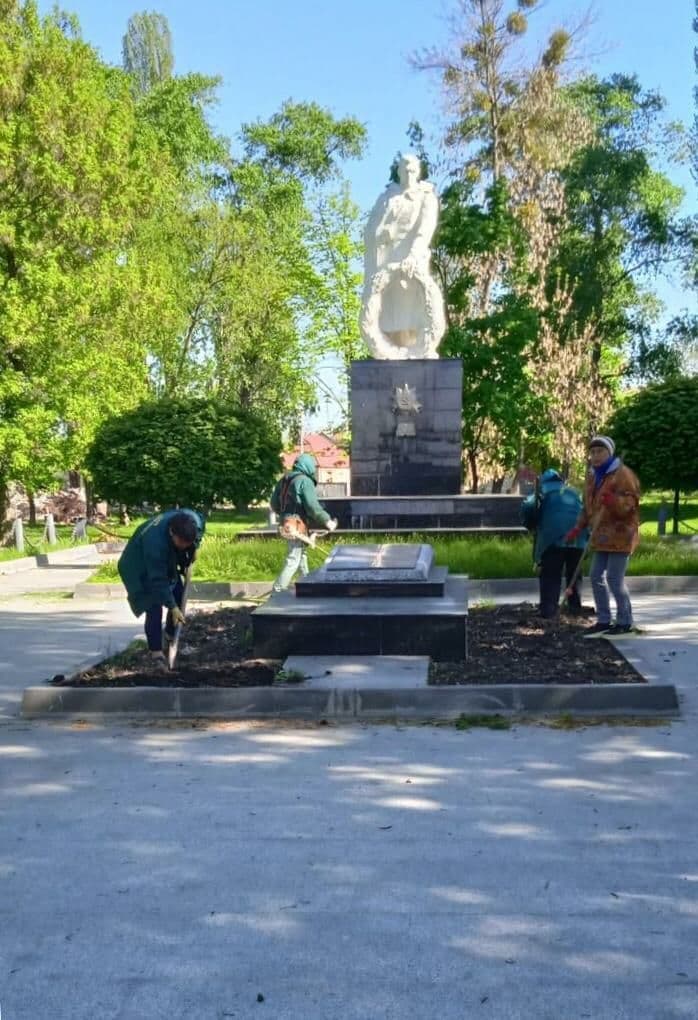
{"left": 350, "top": 359, "right": 463, "bottom": 496}
{"left": 252, "top": 543, "right": 468, "bottom": 661}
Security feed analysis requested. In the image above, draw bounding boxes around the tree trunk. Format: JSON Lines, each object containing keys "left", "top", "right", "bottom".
{"left": 672, "top": 487, "right": 680, "bottom": 537}
{"left": 0, "top": 477, "right": 9, "bottom": 538}
{"left": 84, "top": 479, "right": 95, "bottom": 519}
{"left": 467, "top": 450, "right": 479, "bottom": 494}
{"left": 492, "top": 476, "right": 504, "bottom": 494}
{"left": 28, "top": 490, "right": 36, "bottom": 526}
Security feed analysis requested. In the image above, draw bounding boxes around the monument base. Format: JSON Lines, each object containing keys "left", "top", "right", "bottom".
{"left": 252, "top": 576, "right": 468, "bottom": 661}
{"left": 252, "top": 543, "right": 468, "bottom": 661}
{"left": 350, "top": 359, "right": 463, "bottom": 496}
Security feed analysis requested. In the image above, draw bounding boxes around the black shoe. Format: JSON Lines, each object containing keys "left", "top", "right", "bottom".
{"left": 583, "top": 622, "right": 612, "bottom": 639}
{"left": 605, "top": 624, "right": 638, "bottom": 638}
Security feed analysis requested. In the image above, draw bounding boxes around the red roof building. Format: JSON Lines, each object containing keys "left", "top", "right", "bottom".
{"left": 282, "top": 433, "right": 350, "bottom": 494}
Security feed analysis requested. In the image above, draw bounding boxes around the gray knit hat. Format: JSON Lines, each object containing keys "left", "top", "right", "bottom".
{"left": 588, "top": 435, "right": 615, "bottom": 456}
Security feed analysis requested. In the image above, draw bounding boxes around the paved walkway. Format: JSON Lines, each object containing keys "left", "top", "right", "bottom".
{"left": 1, "top": 569, "right": 698, "bottom": 1018}
{"left": 1, "top": 715, "right": 697, "bottom": 1019}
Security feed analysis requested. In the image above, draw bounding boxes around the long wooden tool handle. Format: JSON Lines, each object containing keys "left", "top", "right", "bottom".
{"left": 168, "top": 564, "right": 192, "bottom": 671}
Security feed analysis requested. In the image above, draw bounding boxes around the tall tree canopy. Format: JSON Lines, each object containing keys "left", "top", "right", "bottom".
{"left": 0, "top": 3, "right": 367, "bottom": 522}
{"left": 122, "top": 10, "right": 174, "bottom": 94}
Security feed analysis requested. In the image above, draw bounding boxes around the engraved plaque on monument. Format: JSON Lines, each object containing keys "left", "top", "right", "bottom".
{"left": 295, "top": 543, "right": 447, "bottom": 597}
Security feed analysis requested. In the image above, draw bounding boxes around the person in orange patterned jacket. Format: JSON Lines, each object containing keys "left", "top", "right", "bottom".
{"left": 564, "top": 435, "right": 641, "bottom": 638}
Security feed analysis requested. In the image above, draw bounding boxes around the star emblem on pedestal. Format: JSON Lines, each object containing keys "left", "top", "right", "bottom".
{"left": 393, "top": 383, "right": 422, "bottom": 415}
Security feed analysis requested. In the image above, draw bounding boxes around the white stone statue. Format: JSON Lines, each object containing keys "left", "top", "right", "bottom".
{"left": 360, "top": 153, "right": 446, "bottom": 360}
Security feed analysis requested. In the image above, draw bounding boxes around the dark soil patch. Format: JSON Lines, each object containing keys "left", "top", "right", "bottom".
{"left": 54, "top": 606, "right": 280, "bottom": 688}
{"left": 430, "top": 603, "right": 644, "bottom": 685}
{"left": 54, "top": 602, "right": 643, "bottom": 688}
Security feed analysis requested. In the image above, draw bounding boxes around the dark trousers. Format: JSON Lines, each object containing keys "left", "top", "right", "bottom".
{"left": 144, "top": 577, "right": 184, "bottom": 651}
{"left": 539, "top": 546, "right": 583, "bottom": 618}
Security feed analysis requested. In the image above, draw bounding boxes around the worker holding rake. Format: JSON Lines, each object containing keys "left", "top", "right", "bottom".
{"left": 564, "top": 435, "right": 641, "bottom": 638}
{"left": 270, "top": 453, "right": 338, "bottom": 592}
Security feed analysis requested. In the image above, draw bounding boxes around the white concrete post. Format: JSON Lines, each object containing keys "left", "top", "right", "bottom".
{"left": 44, "top": 512, "right": 57, "bottom": 545}
{"left": 13, "top": 516, "right": 24, "bottom": 553}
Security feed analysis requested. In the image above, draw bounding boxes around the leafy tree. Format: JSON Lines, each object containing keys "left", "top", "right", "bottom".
{"left": 86, "top": 398, "right": 282, "bottom": 512}
{"left": 608, "top": 378, "right": 698, "bottom": 534}
{"left": 306, "top": 180, "right": 367, "bottom": 417}
{"left": 418, "top": 2, "right": 590, "bottom": 487}
{"left": 555, "top": 75, "right": 686, "bottom": 378}
{"left": 629, "top": 313, "right": 698, "bottom": 384}
{"left": 414, "top": 0, "right": 571, "bottom": 184}
{"left": 0, "top": 1, "right": 162, "bottom": 522}
{"left": 122, "top": 10, "right": 174, "bottom": 94}
{"left": 241, "top": 100, "right": 366, "bottom": 182}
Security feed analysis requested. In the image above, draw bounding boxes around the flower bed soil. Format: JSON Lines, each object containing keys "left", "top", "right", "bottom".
{"left": 430, "top": 603, "right": 643, "bottom": 685}
{"left": 52, "top": 603, "right": 643, "bottom": 688}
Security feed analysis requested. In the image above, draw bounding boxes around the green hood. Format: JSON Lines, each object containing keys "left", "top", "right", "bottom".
{"left": 293, "top": 453, "right": 318, "bottom": 483}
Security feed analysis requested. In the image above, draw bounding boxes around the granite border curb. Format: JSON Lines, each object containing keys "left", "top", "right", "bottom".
{"left": 22, "top": 682, "right": 679, "bottom": 720}
{"left": 73, "top": 581, "right": 273, "bottom": 600}
{"left": 71, "top": 575, "right": 698, "bottom": 601}
{"left": 0, "top": 543, "right": 105, "bottom": 575}
{"left": 468, "top": 576, "right": 698, "bottom": 598}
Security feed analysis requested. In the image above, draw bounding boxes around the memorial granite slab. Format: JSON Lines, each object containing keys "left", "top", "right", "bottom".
{"left": 295, "top": 543, "right": 447, "bottom": 597}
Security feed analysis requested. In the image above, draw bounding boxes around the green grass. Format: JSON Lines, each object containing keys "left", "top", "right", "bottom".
{"left": 88, "top": 529, "right": 698, "bottom": 584}
{"left": 455, "top": 714, "right": 512, "bottom": 730}
{"left": 640, "top": 493, "right": 698, "bottom": 536}
{"left": 0, "top": 523, "right": 107, "bottom": 563}
{"left": 88, "top": 507, "right": 267, "bottom": 541}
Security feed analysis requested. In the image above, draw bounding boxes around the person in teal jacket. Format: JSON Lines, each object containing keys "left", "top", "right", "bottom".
{"left": 270, "top": 453, "right": 337, "bottom": 592}
{"left": 118, "top": 508, "right": 205, "bottom": 668}
{"left": 520, "top": 470, "right": 588, "bottom": 618}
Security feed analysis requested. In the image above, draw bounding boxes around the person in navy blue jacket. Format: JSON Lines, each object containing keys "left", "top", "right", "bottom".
{"left": 118, "top": 508, "right": 205, "bottom": 669}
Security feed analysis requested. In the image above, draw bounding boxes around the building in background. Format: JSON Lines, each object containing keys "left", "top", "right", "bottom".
{"left": 282, "top": 433, "right": 350, "bottom": 497}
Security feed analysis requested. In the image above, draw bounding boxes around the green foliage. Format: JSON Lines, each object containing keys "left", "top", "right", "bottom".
{"left": 437, "top": 178, "right": 545, "bottom": 488}
{"left": 608, "top": 378, "right": 698, "bottom": 496}
{"left": 555, "top": 75, "right": 685, "bottom": 369}
{"left": 307, "top": 181, "right": 367, "bottom": 397}
{"left": 274, "top": 669, "right": 306, "bottom": 684}
{"left": 0, "top": 1, "right": 158, "bottom": 497}
{"left": 0, "top": 3, "right": 367, "bottom": 511}
{"left": 89, "top": 528, "right": 698, "bottom": 585}
{"left": 86, "top": 398, "right": 282, "bottom": 511}
{"left": 241, "top": 100, "right": 366, "bottom": 182}
{"left": 455, "top": 714, "right": 511, "bottom": 730}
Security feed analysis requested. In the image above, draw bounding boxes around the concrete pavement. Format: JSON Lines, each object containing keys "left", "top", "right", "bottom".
{"left": 2, "top": 575, "right": 698, "bottom": 1017}
{"left": 0, "top": 595, "right": 140, "bottom": 720}
{"left": 1, "top": 717, "right": 698, "bottom": 1019}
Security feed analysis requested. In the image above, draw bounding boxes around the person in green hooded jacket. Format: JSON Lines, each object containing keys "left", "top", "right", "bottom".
{"left": 118, "top": 508, "right": 205, "bottom": 669}
{"left": 270, "top": 454, "right": 338, "bottom": 592}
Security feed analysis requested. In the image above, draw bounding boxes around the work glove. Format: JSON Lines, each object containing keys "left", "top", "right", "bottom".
{"left": 170, "top": 606, "right": 186, "bottom": 627}
{"left": 600, "top": 491, "right": 615, "bottom": 507}
{"left": 564, "top": 527, "right": 581, "bottom": 544}
{"left": 326, "top": 518, "right": 338, "bottom": 532}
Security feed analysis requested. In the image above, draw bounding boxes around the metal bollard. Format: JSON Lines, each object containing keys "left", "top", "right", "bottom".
{"left": 72, "top": 517, "right": 89, "bottom": 542}
{"left": 657, "top": 503, "right": 669, "bottom": 537}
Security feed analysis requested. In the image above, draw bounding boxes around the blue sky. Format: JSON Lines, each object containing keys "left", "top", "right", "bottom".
{"left": 40, "top": 0, "right": 696, "bottom": 208}
{"left": 39, "top": 0, "right": 698, "bottom": 424}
